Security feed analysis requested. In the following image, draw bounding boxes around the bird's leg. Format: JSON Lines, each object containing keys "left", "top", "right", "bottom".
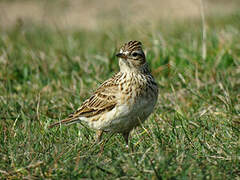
{"left": 95, "top": 130, "right": 104, "bottom": 144}
{"left": 122, "top": 131, "right": 131, "bottom": 150}
{"left": 99, "top": 132, "right": 114, "bottom": 154}
{"left": 95, "top": 130, "right": 105, "bottom": 155}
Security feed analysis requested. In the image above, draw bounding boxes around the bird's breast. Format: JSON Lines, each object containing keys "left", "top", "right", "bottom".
{"left": 87, "top": 72, "right": 158, "bottom": 132}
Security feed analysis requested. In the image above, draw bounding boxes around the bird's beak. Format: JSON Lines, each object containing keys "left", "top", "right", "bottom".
{"left": 116, "top": 53, "right": 127, "bottom": 59}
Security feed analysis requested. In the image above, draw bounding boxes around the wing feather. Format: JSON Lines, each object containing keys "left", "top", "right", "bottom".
{"left": 49, "top": 73, "right": 122, "bottom": 128}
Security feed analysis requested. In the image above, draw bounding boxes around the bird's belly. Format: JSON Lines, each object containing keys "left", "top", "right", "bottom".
{"left": 89, "top": 96, "right": 156, "bottom": 132}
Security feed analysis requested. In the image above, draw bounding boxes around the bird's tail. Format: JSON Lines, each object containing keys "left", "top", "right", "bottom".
{"left": 48, "top": 116, "right": 80, "bottom": 128}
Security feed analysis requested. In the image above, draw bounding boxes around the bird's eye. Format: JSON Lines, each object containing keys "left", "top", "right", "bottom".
{"left": 132, "top": 52, "right": 138, "bottom": 57}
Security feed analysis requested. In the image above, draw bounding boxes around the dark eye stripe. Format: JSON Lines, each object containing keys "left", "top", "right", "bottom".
{"left": 132, "top": 50, "right": 145, "bottom": 57}
{"left": 132, "top": 52, "right": 138, "bottom": 57}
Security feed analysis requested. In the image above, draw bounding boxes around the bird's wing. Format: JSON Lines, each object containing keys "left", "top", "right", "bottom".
{"left": 48, "top": 73, "right": 122, "bottom": 128}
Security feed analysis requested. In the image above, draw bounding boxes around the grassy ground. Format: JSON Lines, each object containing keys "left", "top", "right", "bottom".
{"left": 0, "top": 13, "right": 240, "bottom": 179}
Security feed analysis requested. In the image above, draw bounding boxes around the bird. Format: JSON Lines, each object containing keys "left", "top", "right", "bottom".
{"left": 49, "top": 40, "right": 158, "bottom": 149}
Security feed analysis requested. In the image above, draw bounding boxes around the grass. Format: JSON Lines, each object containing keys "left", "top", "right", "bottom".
{"left": 0, "top": 13, "right": 240, "bottom": 179}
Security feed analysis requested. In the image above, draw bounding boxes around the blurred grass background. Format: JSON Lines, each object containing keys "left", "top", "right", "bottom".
{"left": 0, "top": 0, "right": 240, "bottom": 179}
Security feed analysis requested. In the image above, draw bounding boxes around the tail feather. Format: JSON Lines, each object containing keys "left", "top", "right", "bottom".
{"left": 48, "top": 117, "right": 80, "bottom": 128}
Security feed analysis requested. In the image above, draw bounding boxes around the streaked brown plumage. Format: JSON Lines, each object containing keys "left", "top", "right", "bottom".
{"left": 49, "top": 40, "right": 158, "bottom": 148}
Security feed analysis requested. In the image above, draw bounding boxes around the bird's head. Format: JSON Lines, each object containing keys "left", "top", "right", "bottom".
{"left": 116, "top": 41, "right": 147, "bottom": 72}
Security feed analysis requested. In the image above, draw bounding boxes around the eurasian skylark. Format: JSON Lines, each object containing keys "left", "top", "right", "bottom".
{"left": 49, "top": 40, "right": 158, "bottom": 147}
